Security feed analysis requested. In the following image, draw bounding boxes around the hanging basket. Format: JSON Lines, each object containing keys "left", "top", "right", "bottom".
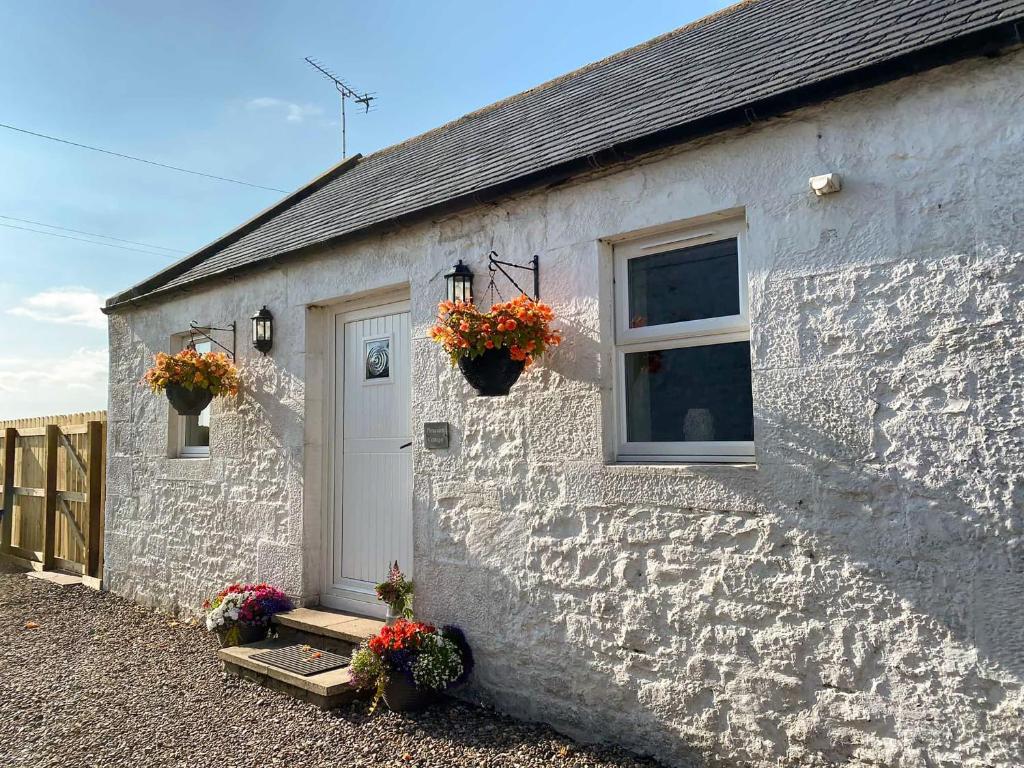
{"left": 458, "top": 348, "right": 526, "bottom": 396}
{"left": 165, "top": 383, "right": 214, "bottom": 416}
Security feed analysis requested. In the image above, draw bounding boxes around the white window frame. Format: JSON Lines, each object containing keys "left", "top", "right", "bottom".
{"left": 614, "top": 219, "right": 754, "bottom": 463}
{"left": 170, "top": 336, "right": 212, "bottom": 459}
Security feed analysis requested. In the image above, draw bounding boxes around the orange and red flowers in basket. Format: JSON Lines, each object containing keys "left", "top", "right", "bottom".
{"left": 429, "top": 294, "right": 561, "bottom": 367}
{"left": 143, "top": 346, "right": 240, "bottom": 397}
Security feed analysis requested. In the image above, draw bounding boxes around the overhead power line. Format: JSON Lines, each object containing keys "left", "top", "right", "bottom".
{"left": 0, "top": 121, "right": 287, "bottom": 193}
{"left": 0, "top": 215, "right": 183, "bottom": 253}
{"left": 0, "top": 221, "right": 177, "bottom": 257}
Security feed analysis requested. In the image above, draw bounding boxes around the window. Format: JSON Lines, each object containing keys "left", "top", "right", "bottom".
{"left": 173, "top": 339, "right": 211, "bottom": 458}
{"left": 614, "top": 220, "right": 754, "bottom": 462}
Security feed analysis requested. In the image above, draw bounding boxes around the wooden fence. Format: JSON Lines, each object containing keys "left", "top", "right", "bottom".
{"left": 0, "top": 411, "right": 106, "bottom": 585}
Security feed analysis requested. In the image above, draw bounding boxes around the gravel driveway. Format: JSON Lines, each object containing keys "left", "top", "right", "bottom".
{"left": 0, "top": 563, "right": 664, "bottom": 768}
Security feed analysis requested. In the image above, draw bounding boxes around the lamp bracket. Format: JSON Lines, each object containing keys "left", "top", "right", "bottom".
{"left": 188, "top": 321, "right": 236, "bottom": 360}
{"left": 487, "top": 251, "right": 540, "bottom": 301}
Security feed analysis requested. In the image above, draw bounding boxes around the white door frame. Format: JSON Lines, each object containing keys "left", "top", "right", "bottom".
{"left": 320, "top": 294, "right": 412, "bottom": 617}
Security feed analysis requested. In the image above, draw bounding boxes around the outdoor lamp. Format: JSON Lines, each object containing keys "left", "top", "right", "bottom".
{"left": 445, "top": 260, "right": 474, "bottom": 303}
{"left": 251, "top": 306, "right": 273, "bottom": 354}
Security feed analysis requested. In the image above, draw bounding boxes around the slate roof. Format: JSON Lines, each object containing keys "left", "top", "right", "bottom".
{"left": 107, "top": 0, "right": 1024, "bottom": 308}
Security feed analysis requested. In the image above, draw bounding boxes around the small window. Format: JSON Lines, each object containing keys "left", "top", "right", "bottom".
{"left": 614, "top": 220, "right": 753, "bottom": 462}
{"left": 174, "top": 339, "right": 211, "bottom": 458}
{"left": 363, "top": 335, "right": 392, "bottom": 383}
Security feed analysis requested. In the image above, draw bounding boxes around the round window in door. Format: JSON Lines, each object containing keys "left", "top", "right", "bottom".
{"left": 364, "top": 337, "right": 391, "bottom": 382}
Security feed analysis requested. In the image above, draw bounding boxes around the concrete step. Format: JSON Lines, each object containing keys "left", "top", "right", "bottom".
{"left": 272, "top": 607, "right": 384, "bottom": 656}
{"left": 219, "top": 638, "right": 360, "bottom": 709}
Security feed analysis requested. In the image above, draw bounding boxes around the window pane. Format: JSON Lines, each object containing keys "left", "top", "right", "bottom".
{"left": 625, "top": 341, "right": 753, "bottom": 443}
{"left": 183, "top": 411, "right": 210, "bottom": 448}
{"left": 628, "top": 238, "right": 739, "bottom": 328}
{"left": 182, "top": 339, "right": 210, "bottom": 450}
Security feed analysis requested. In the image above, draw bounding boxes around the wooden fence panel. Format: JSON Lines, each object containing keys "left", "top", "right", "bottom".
{"left": 0, "top": 411, "right": 106, "bottom": 582}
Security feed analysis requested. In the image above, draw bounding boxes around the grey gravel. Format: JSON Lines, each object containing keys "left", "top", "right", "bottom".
{"left": 0, "top": 563, "right": 665, "bottom": 768}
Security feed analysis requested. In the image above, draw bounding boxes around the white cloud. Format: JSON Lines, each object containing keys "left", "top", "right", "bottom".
{"left": 7, "top": 287, "right": 105, "bottom": 329}
{"left": 246, "top": 97, "right": 323, "bottom": 123}
{"left": 0, "top": 347, "right": 107, "bottom": 419}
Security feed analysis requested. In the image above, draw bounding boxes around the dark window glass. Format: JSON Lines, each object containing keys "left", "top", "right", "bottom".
{"left": 624, "top": 341, "right": 753, "bottom": 443}
{"left": 365, "top": 339, "right": 390, "bottom": 380}
{"left": 182, "top": 340, "right": 210, "bottom": 450}
{"left": 627, "top": 238, "right": 739, "bottom": 328}
{"left": 184, "top": 411, "right": 210, "bottom": 448}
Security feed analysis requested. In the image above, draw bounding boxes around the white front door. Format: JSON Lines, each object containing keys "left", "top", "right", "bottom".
{"left": 324, "top": 303, "right": 412, "bottom": 616}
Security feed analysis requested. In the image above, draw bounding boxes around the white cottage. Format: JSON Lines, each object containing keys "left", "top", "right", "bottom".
{"left": 103, "top": 2, "right": 1024, "bottom": 766}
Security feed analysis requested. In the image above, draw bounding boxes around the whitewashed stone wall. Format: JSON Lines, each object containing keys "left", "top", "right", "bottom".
{"left": 105, "top": 49, "right": 1024, "bottom": 768}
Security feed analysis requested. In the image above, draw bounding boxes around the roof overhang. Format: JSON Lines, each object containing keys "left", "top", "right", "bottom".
{"left": 104, "top": 17, "right": 1023, "bottom": 313}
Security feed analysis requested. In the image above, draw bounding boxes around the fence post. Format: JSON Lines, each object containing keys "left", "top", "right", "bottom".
{"left": 41, "top": 424, "right": 59, "bottom": 571}
{"left": 86, "top": 421, "right": 103, "bottom": 580}
{"left": 1, "top": 428, "right": 15, "bottom": 554}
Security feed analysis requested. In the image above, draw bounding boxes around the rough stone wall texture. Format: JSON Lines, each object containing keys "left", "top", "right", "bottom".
{"left": 105, "top": 50, "right": 1024, "bottom": 768}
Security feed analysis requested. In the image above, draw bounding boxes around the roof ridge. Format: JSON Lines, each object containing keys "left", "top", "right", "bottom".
{"left": 106, "top": 0, "right": 1024, "bottom": 309}
{"left": 104, "top": 153, "right": 363, "bottom": 308}
{"left": 353, "top": 0, "right": 760, "bottom": 167}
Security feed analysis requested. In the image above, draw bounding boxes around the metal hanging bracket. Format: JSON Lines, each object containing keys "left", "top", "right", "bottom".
{"left": 188, "top": 320, "right": 236, "bottom": 360}
{"left": 487, "top": 251, "right": 540, "bottom": 301}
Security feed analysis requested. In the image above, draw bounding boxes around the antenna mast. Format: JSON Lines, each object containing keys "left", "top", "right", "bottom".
{"left": 304, "top": 57, "right": 375, "bottom": 159}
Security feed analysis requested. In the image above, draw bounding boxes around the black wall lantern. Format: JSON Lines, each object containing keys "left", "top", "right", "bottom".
{"left": 444, "top": 260, "right": 474, "bottom": 303}
{"left": 251, "top": 306, "right": 273, "bottom": 354}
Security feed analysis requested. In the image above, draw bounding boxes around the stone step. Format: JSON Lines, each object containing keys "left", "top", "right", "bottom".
{"left": 272, "top": 607, "right": 384, "bottom": 656}
{"left": 219, "top": 638, "right": 360, "bottom": 709}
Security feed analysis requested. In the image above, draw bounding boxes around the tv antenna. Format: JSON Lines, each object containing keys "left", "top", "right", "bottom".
{"left": 304, "top": 57, "right": 375, "bottom": 159}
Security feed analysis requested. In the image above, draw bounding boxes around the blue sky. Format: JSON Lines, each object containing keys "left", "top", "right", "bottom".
{"left": 0, "top": 0, "right": 728, "bottom": 419}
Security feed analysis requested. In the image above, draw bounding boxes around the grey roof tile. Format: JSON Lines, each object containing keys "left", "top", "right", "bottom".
{"left": 108, "top": 0, "right": 1024, "bottom": 306}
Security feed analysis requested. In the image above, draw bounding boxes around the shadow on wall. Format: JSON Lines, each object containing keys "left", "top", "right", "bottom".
{"left": 437, "top": 412, "right": 1023, "bottom": 766}
{"left": 105, "top": 323, "right": 308, "bottom": 614}
{"left": 421, "top": 253, "right": 1024, "bottom": 766}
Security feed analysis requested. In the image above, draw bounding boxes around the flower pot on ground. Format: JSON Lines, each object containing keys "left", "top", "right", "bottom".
{"left": 349, "top": 619, "right": 474, "bottom": 714}
{"left": 382, "top": 674, "right": 436, "bottom": 712}
{"left": 143, "top": 346, "right": 240, "bottom": 414}
{"left": 457, "top": 347, "right": 526, "bottom": 396}
{"left": 203, "top": 582, "right": 293, "bottom": 647}
{"left": 165, "top": 382, "right": 214, "bottom": 416}
{"left": 375, "top": 561, "right": 413, "bottom": 623}
{"left": 429, "top": 294, "right": 561, "bottom": 397}
{"left": 217, "top": 622, "right": 269, "bottom": 648}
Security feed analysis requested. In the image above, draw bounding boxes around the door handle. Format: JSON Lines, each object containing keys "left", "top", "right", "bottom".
{"left": 399, "top": 442, "right": 412, "bottom": 450}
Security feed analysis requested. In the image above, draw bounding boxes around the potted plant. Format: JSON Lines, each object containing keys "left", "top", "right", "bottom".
{"left": 429, "top": 294, "right": 561, "bottom": 396}
{"left": 144, "top": 346, "right": 240, "bottom": 415}
{"left": 203, "top": 582, "right": 293, "bottom": 647}
{"left": 375, "top": 561, "right": 413, "bottom": 625}
{"left": 349, "top": 618, "right": 474, "bottom": 712}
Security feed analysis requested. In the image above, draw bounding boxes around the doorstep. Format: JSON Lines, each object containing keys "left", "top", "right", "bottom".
{"left": 219, "top": 639, "right": 358, "bottom": 709}
{"left": 273, "top": 607, "right": 383, "bottom": 651}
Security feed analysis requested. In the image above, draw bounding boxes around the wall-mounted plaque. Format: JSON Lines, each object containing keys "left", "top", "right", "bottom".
{"left": 423, "top": 422, "right": 450, "bottom": 450}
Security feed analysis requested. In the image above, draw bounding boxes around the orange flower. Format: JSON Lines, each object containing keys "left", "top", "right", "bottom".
{"left": 143, "top": 347, "right": 240, "bottom": 398}
{"left": 429, "top": 292, "right": 560, "bottom": 368}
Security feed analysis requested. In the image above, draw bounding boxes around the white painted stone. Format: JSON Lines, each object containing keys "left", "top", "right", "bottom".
{"left": 104, "top": 51, "right": 1024, "bottom": 767}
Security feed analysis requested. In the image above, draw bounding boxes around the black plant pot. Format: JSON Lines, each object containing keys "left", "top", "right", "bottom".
{"left": 458, "top": 348, "right": 526, "bottom": 396}
{"left": 383, "top": 675, "right": 436, "bottom": 712}
{"left": 165, "top": 383, "right": 213, "bottom": 416}
{"left": 216, "top": 622, "right": 269, "bottom": 648}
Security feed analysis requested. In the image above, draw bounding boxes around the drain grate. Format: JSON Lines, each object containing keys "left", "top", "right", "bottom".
{"left": 250, "top": 644, "right": 350, "bottom": 676}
